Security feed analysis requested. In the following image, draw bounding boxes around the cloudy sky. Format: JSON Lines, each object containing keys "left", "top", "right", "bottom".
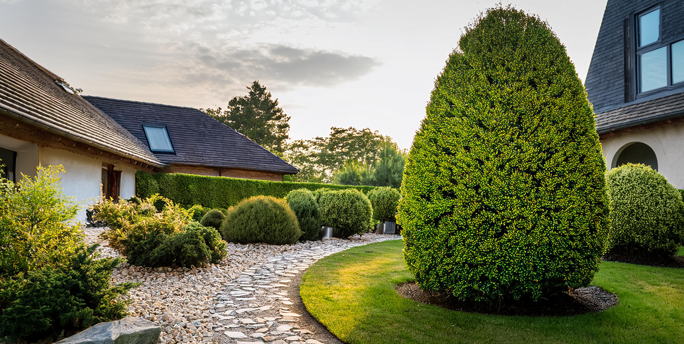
{"left": 0, "top": 0, "right": 608, "bottom": 149}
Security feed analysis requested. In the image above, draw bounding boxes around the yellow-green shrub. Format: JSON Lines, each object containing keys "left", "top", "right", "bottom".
{"left": 286, "top": 189, "right": 321, "bottom": 241}
{"left": 397, "top": 6, "right": 610, "bottom": 302}
{"left": 220, "top": 196, "right": 301, "bottom": 245}
{"left": 318, "top": 189, "right": 373, "bottom": 238}
{"left": 368, "top": 187, "right": 401, "bottom": 222}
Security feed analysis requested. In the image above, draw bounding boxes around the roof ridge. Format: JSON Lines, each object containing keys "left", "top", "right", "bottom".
{"left": 83, "top": 95, "right": 198, "bottom": 110}
{"left": 0, "top": 38, "right": 64, "bottom": 83}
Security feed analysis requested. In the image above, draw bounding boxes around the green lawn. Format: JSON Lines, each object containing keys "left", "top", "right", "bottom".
{"left": 300, "top": 240, "right": 684, "bottom": 344}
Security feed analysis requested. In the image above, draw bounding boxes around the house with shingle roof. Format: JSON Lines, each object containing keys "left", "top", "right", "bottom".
{"left": 0, "top": 38, "right": 298, "bottom": 220}
{"left": 587, "top": 0, "right": 684, "bottom": 187}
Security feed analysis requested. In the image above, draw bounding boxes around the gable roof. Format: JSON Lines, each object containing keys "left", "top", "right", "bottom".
{"left": 83, "top": 96, "right": 299, "bottom": 175}
{"left": 596, "top": 92, "right": 684, "bottom": 134}
{"left": 0, "top": 38, "right": 162, "bottom": 167}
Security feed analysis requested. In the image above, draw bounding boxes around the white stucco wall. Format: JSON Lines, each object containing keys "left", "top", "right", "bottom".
{"left": 0, "top": 133, "right": 39, "bottom": 179}
{"left": 40, "top": 147, "right": 103, "bottom": 222}
{"left": 119, "top": 165, "right": 136, "bottom": 200}
{"left": 601, "top": 122, "right": 684, "bottom": 188}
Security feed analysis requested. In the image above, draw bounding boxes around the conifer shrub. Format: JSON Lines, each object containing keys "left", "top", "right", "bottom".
{"left": 189, "top": 204, "right": 210, "bottom": 222}
{"left": 200, "top": 209, "right": 226, "bottom": 231}
{"left": 397, "top": 6, "right": 610, "bottom": 302}
{"left": 318, "top": 189, "right": 373, "bottom": 238}
{"left": 368, "top": 187, "right": 401, "bottom": 222}
{"left": 286, "top": 189, "right": 322, "bottom": 241}
{"left": 220, "top": 196, "right": 301, "bottom": 245}
{"left": 606, "top": 164, "right": 684, "bottom": 258}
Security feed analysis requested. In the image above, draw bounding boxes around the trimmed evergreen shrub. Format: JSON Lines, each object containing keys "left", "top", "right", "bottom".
{"left": 200, "top": 209, "right": 226, "bottom": 231}
{"left": 368, "top": 187, "right": 401, "bottom": 222}
{"left": 127, "top": 222, "right": 226, "bottom": 268}
{"left": 0, "top": 245, "right": 135, "bottom": 343}
{"left": 189, "top": 204, "right": 210, "bottom": 222}
{"left": 220, "top": 196, "right": 301, "bottom": 245}
{"left": 318, "top": 189, "right": 373, "bottom": 238}
{"left": 397, "top": 6, "right": 610, "bottom": 302}
{"left": 286, "top": 189, "right": 322, "bottom": 241}
{"left": 136, "top": 171, "right": 377, "bottom": 209}
{"left": 606, "top": 164, "right": 684, "bottom": 258}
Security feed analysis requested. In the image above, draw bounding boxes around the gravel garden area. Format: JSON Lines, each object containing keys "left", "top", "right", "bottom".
{"left": 84, "top": 227, "right": 401, "bottom": 344}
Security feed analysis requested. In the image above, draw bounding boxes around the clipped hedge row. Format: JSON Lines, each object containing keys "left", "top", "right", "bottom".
{"left": 136, "top": 171, "right": 380, "bottom": 209}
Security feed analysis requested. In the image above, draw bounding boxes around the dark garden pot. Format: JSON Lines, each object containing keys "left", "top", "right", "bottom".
{"left": 320, "top": 226, "right": 334, "bottom": 240}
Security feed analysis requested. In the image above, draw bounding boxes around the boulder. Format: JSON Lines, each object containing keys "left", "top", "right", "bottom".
{"left": 56, "top": 317, "right": 161, "bottom": 344}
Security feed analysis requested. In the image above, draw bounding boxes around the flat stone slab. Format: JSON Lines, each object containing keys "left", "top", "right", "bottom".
{"left": 56, "top": 317, "right": 161, "bottom": 344}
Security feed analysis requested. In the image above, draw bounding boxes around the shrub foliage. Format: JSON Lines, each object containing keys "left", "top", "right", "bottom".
{"left": 397, "top": 6, "right": 610, "bottom": 302}
{"left": 368, "top": 187, "right": 401, "bottom": 222}
{"left": 318, "top": 189, "right": 373, "bottom": 238}
{"left": 220, "top": 196, "right": 301, "bottom": 245}
{"left": 606, "top": 164, "right": 684, "bottom": 257}
{"left": 286, "top": 189, "right": 322, "bottom": 241}
{"left": 200, "top": 209, "right": 227, "bottom": 231}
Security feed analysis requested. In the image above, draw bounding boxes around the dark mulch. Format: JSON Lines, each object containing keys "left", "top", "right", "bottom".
{"left": 396, "top": 282, "right": 618, "bottom": 317}
{"left": 603, "top": 252, "right": 684, "bottom": 268}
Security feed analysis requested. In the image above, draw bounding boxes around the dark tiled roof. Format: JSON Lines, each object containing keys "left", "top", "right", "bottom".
{"left": 596, "top": 92, "right": 684, "bottom": 134}
{"left": 0, "top": 39, "right": 162, "bottom": 167}
{"left": 84, "top": 96, "right": 299, "bottom": 174}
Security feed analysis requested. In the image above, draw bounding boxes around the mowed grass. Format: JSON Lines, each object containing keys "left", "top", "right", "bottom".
{"left": 300, "top": 240, "right": 684, "bottom": 344}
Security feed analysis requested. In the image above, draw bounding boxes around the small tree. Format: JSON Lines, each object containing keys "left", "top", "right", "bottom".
{"left": 398, "top": 6, "right": 610, "bottom": 302}
{"left": 203, "top": 81, "right": 290, "bottom": 156}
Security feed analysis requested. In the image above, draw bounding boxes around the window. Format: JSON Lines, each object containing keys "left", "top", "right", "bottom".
{"left": 0, "top": 147, "right": 16, "bottom": 182}
{"left": 635, "top": 6, "right": 684, "bottom": 95}
{"left": 143, "top": 125, "right": 174, "bottom": 153}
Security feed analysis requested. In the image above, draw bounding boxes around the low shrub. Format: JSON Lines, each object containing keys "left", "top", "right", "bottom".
{"left": 0, "top": 245, "right": 135, "bottom": 343}
{"left": 367, "top": 187, "right": 401, "bottom": 223}
{"left": 606, "top": 164, "right": 684, "bottom": 258}
{"left": 189, "top": 204, "right": 210, "bottom": 222}
{"left": 200, "top": 209, "right": 226, "bottom": 231}
{"left": 286, "top": 189, "right": 322, "bottom": 241}
{"left": 127, "top": 222, "right": 226, "bottom": 268}
{"left": 318, "top": 189, "right": 373, "bottom": 238}
{"left": 221, "top": 196, "right": 301, "bottom": 245}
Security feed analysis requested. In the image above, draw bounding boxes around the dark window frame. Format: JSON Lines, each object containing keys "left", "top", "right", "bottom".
{"left": 142, "top": 124, "right": 176, "bottom": 154}
{"left": 633, "top": 4, "right": 684, "bottom": 97}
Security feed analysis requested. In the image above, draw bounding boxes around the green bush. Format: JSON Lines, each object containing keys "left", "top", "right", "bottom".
{"left": 368, "top": 187, "right": 401, "bottom": 222}
{"left": 136, "top": 171, "right": 378, "bottom": 209}
{"left": 0, "top": 245, "right": 135, "bottom": 343}
{"left": 189, "top": 204, "right": 210, "bottom": 222}
{"left": 286, "top": 189, "right": 322, "bottom": 241}
{"left": 397, "top": 6, "right": 610, "bottom": 302}
{"left": 221, "top": 196, "right": 301, "bottom": 245}
{"left": 127, "top": 222, "right": 226, "bottom": 268}
{"left": 606, "top": 164, "right": 684, "bottom": 258}
{"left": 200, "top": 209, "right": 226, "bottom": 231}
{"left": 318, "top": 189, "right": 373, "bottom": 238}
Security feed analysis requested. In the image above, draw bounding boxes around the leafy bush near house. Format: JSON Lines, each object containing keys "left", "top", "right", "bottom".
{"left": 0, "top": 245, "right": 135, "bottom": 343}
{"left": 286, "top": 189, "right": 322, "bottom": 241}
{"left": 136, "top": 171, "right": 378, "bottom": 209}
{"left": 606, "top": 164, "right": 684, "bottom": 258}
{"left": 200, "top": 209, "right": 226, "bottom": 231}
{"left": 397, "top": 6, "right": 610, "bottom": 302}
{"left": 312, "top": 188, "right": 331, "bottom": 205}
{"left": 368, "top": 187, "right": 401, "bottom": 222}
{"left": 0, "top": 166, "right": 133, "bottom": 343}
{"left": 220, "top": 196, "right": 301, "bottom": 245}
{"left": 127, "top": 222, "right": 226, "bottom": 267}
{"left": 318, "top": 189, "right": 373, "bottom": 238}
{"left": 189, "top": 204, "right": 211, "bottom": 222}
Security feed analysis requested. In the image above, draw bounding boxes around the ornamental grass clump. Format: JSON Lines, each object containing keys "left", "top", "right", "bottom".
{"left": 398, "top": 6, "right": 610, "bottom": 302}
{"left": 220, "top": 196, "right": 301, "bottom": 245}
{"left": 368, "top": 187, "right": 401, "bottom": 222}
{"left": 318, "top": 189, "right": 373, "bottom": 238}
{"left": 606, "top": 164, "right": 684, "bottom": 258}
{"left": 286, "top": 189, "right": 322, "bottom": 241}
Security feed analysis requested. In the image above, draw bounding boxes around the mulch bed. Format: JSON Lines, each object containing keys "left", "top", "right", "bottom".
{"left": 396, "top": 282, "right": 618, "bottom": 317}
{"left": 603, "top": 253, "right": 684, "bottom": 268}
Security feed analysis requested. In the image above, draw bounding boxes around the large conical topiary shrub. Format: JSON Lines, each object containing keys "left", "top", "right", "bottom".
{"left": 397, "top": 6, "right": 610, "bottom": 302}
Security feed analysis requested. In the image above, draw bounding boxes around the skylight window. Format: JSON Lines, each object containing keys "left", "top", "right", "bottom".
{"left": 143, "top": 125, "right": 174, "bottom": 153}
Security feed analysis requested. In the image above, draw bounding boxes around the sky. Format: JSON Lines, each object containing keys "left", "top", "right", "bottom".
{"left": 0, "top": 0, "right": 609, "bottom": 150}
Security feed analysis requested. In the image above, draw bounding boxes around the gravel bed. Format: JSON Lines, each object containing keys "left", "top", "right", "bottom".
{"left": 83, "top": 226, "right": 401, "bottom": 344}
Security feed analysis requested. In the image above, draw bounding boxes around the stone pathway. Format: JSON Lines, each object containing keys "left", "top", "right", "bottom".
{"left": 85, "top": 227, "right": 400, "bottom": 344}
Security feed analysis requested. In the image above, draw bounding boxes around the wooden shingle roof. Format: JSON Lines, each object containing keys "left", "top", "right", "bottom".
{"left": 0, "top": 39, "right": 162, "bottom": 167}
{"left": 84, "top": 96, "right": 299, "bottom": 175}
{"left": 596, "top": 92, "right": 684, "bottom": 135}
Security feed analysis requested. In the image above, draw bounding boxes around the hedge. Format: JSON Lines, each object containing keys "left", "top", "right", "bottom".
{"left": 136, "top": 171, "right": 379, "bottom": 209}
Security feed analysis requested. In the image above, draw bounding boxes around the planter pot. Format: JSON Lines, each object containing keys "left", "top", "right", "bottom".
{"left": 320, "top": 226, "right": 334, "bottom": 240}
{"left": 376, "top": 221, "right": 396, "bottom": 235}
{"left": 375, "top": 223, "right": 384, "bottom": 234}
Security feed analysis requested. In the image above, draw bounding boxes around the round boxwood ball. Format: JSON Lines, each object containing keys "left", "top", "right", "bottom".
{"left": 318, "top": 189, "right": 373, "bottom": 238}
{"left": 286, "top": 189, "right": 322, "bottom": 241}
{"left": 397, "top": 6, "right": 610, "bottom": 302}
{"left": 200, "top": 209, "right": 226, "bottom": 231}
{"left": 368, "top": 187, "right": 401, "bottom": 223}
{"left": 606, "top": 163, "right": 684, "bottom": 258}
{"left": 220, "top": 196, "right": 301, "bottom": 245}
